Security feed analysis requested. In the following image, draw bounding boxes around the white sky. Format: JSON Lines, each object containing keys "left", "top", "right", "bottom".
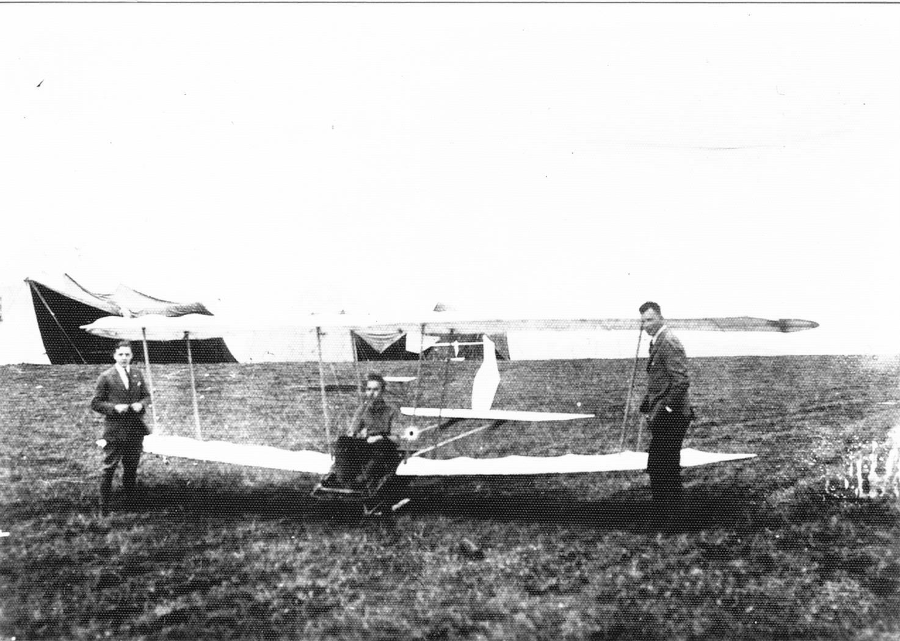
{"left": 1, "top": 4, "right": 898, "bottom": 358}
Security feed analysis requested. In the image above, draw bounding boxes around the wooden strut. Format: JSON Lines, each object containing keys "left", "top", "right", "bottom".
{"left": 434, "top": 341, "right": 453, "bottom": 457}
{"left": 316, "top": 327, "right": 332, "bottom": 457}
{"left": 412, "top": 323, "right": 426, "bottom": 411}
{"left": 185, "top": 332, "right": 203, "bottom": 440}
{"left": 400, "top": 417, "right": 464, "bottom": 464}
{"left": 415, "top": 417, "right": 464, "bottom": 437}
{"left": 412, "top": 420, "right": 505, "bottom": 457}
{"left": 351, "top": 330, "right": 362, "bottom": 400}
{"left": 141, "top": 327, "right": 160, "bottom": 434}
{"left": 618, "top": 324, "right": 644, "bottom": 452}
{"left": 28, "top": 280, "right": 88, "bottom": 364}
{"left": 412, "top": 323, "right": 426, "bottom": 450}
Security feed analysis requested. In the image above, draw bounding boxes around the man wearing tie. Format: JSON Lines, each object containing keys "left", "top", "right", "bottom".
{"left": 638, "top": 302, "right": 694, "bottom": 523}
{"left": 91, "top": 340, "right": 151, "bottom": 512}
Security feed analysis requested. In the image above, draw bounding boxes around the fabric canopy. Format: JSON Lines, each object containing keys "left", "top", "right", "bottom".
{"left": 28, "top": 274, "right": 211, "bottom": 318}
{"left": 27, "top": 276, "right": 236, "bottom": 364}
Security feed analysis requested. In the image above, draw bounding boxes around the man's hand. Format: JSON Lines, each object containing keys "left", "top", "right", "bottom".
{"left": 130, "top": 402, "right": 143, "bottom": 413}
{"left": 366, "top": 435, "right": 383, "bottom": 444}
{"left": 648, "top": 406, "right": 674, "bottom": 424}
{"left": 114, "top": 404, "right": 129, "bottom": 413}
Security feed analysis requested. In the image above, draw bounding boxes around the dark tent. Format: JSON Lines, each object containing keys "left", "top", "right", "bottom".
{"left": 351, "top": 330, "right": 509, "bottom": 361}
{"left": 352, "top": 331, "right": 421, "bottom": 361}
{"left": 26, "top": 275, "right": 237, "bottom": 364}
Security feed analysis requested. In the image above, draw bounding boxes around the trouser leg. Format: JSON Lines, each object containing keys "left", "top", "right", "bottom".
{"left": 647, "top": 414, "right": 689, "bottom": 512}
{"left": 333, "top": 436, "right": 362, "bottom": 486}
{"left": 121, "top": 445, "right": 142, "bottom": 494}
{"left": 100, "top": 445, "right": 122, "bottom": 506}
{"left": 363, "top": 440, "right": 401, "bottom": 494}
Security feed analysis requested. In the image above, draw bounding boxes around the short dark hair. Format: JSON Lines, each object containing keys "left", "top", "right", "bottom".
{"left": 365, "top": 372, "right": 386, "bottom": 389}
{"left": 639, "top": 301, "right": 662, "bottom": 316}
{"left": 115, "top": 340, "right": 133, "bottom": 351}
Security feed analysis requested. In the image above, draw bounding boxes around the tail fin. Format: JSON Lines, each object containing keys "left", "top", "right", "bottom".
{"left": 471, "top": 335, "right": 500, "bottom": 411}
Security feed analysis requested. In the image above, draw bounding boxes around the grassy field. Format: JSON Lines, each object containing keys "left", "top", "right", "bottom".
{"left": 2, "top": 355, "right": 899, "bottom": 640}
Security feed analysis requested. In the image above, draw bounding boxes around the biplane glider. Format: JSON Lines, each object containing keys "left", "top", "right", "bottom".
{"left": 82, "top": 311, "right": 818, "bottom": 512}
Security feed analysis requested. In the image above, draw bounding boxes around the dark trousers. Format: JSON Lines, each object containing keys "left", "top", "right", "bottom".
{"left": 100, "top": 442, "right": 142, "bottom": 506}
{"left": 646, "top": 412, "right": 690, "bottom": 510}
{"left": 332, "top": 435, "right": 401, "bottom": 491}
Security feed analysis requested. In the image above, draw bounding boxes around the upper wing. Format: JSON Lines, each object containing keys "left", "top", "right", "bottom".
{"left": 400, "top": 407, "right": 594, "bottom": 422}
{"left": 366, "top": 314, "right": 819, "bottom": 334}
{"left": 81, "top": 312, "right": 819, "bottom": 341}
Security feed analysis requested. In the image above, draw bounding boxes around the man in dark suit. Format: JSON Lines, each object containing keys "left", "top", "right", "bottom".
{"left": 638, "top": 302, "right": 694, "bottom": 522}
{"left": 91, "top": 340, "right": 151, "bottom": 512}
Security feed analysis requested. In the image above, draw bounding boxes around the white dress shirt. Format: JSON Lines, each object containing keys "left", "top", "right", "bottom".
{"left": 115, "top": 365, "right": 130, "bottom": 389}
{"left": 650, "top": 325, "right": 668, "bottom": 351}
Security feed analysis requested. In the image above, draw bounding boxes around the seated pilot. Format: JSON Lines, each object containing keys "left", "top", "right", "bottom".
{"left": 329, "top": 373, "right": 402, "bottom": 491}
{"left": 349, "top": 373, "right": 397, "bottom": 442}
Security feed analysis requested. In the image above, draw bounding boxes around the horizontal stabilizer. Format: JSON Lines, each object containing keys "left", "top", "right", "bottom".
{"left": 142, "top": 435, "right": 333, "bottom": 474}
{"left": 396, "top": 448, "right": 756, "bottom": 476}
{"left": 401, "top": 407, "right": 593, "bottom": 421}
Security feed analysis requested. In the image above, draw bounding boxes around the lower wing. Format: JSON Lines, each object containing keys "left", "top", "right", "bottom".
{"left": 141, "top": 434, "right": 333, "bottom": 474}
{"left": 397, "top": 449, "right": 756, "bottom": 476}
{"left": 137, "top": 435, "right": 752, "bottom": 476}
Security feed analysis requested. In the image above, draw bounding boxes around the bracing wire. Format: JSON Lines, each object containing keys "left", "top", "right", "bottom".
{"left": 618, "top": 324, "right": 644, "bottom": 452}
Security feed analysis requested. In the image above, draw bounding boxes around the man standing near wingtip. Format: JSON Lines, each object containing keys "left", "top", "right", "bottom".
{"left": 638, "top": 302, "right": 694, "bottom": 522}
{"left": 91, "top": 340, "right": 151, "bottom": 512}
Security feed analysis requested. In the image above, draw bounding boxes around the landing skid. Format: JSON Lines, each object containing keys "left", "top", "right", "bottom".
{"left": 311, "top": 473, "right": 410, "bottom": 517}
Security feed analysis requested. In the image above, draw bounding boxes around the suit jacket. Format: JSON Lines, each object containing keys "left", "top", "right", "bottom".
{"left": 641, "top": 328, "right": 692, "bottom": 422}
{"left": 349, "top": 400, "right": 397, "bottom": 438}
{"left": 91, "top": 366, "right": 152, "bottom": 444}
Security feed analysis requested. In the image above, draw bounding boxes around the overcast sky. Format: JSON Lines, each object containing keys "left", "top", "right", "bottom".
{"left": 1, "top": 4, "right": 898, "bottom": 358}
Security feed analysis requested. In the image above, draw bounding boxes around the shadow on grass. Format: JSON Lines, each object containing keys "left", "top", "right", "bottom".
{"left": 407, "top": 478, "right": 769, "bottom": 534}
{"left": 6, "top": 474, "right": 768, "bottom": 535}
{"left": 6, "top": 475, "right": 780, "bottom": 533}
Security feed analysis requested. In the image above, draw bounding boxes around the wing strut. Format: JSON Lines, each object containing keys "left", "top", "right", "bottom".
{"left": 412, "top": 420, "right": 506, "bottom": 457}
{"left": 141, "top": 327, "right": 159, "bottom": 434}
{"left": 635, "top": 411, "right": 646, "bottom": 450}
{"left": 351, "top": 329, "right": 363, "bottom": 399}
{"left": 412, "top": 322, "right": 426, "bottom": 418}
{"left": 315, "top": 326, "right": 332, "bottom": 457}
{"left": 185, "top": 332, "right": 203, "bottom": 440}
{"left": 618, "top": 324, "right": 644, "bottom": 451}
{"left": 431, "top": 336, "right": 455, "bottom": 456}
